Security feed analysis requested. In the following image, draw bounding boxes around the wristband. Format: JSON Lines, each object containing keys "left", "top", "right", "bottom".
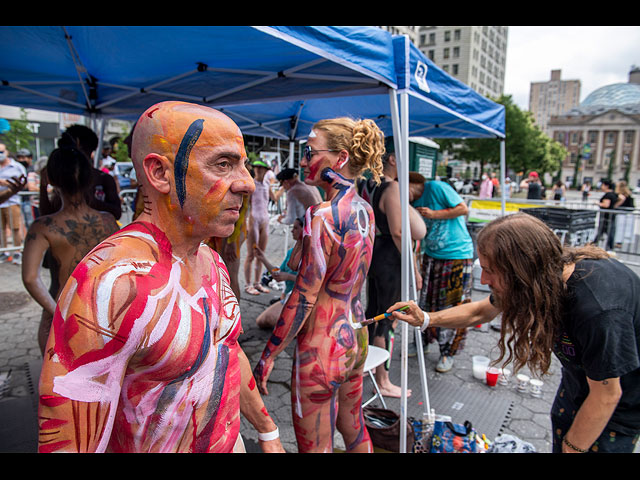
{"left": 562, "top": 435, "right": 588, "bottom": 453}
{"left": 258, "top": 426, "right": 279, "bottom": 442}
{"left": 421, "top": 311, "right": 431, "bottom": 332}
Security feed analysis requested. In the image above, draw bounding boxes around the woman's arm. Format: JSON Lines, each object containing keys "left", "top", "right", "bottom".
{"left": 21, "top": 222, "right": 57, "bottom": 316}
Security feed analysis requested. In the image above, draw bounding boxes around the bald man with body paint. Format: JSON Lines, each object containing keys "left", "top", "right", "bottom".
{"left": 37, "top": 101, "right": 285, "bottom": 453}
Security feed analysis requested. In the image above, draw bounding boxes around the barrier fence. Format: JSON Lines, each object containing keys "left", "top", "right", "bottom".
{"left": 464, "top": 195, "right": 640, "bottom": 267}
{"left": 4, "top": 190, "right": 640, "bottom": 268}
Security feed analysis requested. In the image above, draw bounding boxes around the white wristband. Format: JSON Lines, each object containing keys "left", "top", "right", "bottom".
{"left": 258, "top": 426, "right": 279, "bottom": 442}
{"left": 421, "top": 311, "right": 431, "bottom": 332}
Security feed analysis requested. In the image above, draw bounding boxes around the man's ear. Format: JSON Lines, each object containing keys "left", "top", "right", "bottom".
{"left": 142, "top": 153, "right": 171, "bottom": 194}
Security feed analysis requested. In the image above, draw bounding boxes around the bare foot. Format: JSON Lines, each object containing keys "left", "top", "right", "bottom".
{"left": 378, "top": 383, "right": 412, "bottom": 398}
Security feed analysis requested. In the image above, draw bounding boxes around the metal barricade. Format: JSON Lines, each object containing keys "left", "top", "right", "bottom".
{"left": 462, "top": 194, "right": 640, "bottom": 268}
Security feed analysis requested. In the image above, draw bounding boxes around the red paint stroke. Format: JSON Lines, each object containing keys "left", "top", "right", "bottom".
{"left": 248, "top": 376, "right": 256, "bottom": 391}
{"left": 261, "top": 406, "right": 270, "bottom": 417}
{"left": 39, "top": 439, "right": 72, "bottom": 453}
{"left": 40, "top": 417, "right": 69, "bottom": 429}
{"left": 147, "top": 107, "right": 160, "bottom": 118}
{"left": 40, "top": 394, "right": 70, "bottom": 408}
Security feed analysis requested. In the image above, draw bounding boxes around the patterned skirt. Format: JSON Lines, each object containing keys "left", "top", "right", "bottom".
{"left": 417, "top": 256, "right": 473, "bottom": 356}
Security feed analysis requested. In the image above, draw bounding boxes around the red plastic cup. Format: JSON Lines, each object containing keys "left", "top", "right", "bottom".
{"left": 486, "top": 367, "right": 500, "bottom": 387}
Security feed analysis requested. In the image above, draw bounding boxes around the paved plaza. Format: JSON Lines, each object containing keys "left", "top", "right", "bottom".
{"left": 0, "top": 215, "right": 638, "bottom": 453}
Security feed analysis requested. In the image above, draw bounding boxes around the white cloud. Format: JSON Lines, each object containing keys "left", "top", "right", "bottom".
{"left": 505, "top": 26, "right": 640, "bottom": 110}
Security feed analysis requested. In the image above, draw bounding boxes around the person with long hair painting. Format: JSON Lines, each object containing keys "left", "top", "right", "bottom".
{"left": 387, "top": 213, "right": 640, "bottom": 453}
{"left": 37, "top": 101, "right": 284, "bottom": 453}
{"left": 254, "top": 117, "right": 385, "bottom": 453}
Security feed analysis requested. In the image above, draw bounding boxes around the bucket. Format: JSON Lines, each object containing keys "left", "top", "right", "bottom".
{"left": 472, "top": 355, "right": 490, "bottom": 380}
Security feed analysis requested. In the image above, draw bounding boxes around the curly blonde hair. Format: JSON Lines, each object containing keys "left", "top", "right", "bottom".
{"left": 312, "top": 117, "right": 385, "bottom": 184}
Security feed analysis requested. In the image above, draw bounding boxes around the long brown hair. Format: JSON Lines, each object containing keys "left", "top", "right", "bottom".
{"left": 477, "top": 213, "right": 610, "bottom": 377}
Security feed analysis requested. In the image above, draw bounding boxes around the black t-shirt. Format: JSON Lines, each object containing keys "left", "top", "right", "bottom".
{"left": 527, "top": 181, "right": 542, "bottom": 200}
{"left": 553, "top": 258, "right": 640, "bottom": 434}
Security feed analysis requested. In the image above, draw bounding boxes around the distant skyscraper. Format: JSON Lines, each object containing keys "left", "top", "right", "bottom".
{"left": 529, "top": 69, "right": 581, "bottom": 134}
{"left": 415, "top": 26, "right": 508, "bottom": 99}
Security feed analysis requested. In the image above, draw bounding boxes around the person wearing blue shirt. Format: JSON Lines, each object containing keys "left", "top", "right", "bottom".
{"left": 412, "top": 178, "right": 474, "bottom": 373}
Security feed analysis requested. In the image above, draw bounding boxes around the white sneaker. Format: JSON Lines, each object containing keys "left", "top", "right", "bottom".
{"left": 11, "top": 253, "right": 21, "bottom": 265}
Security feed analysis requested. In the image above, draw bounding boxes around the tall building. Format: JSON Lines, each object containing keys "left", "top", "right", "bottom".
{"left": 548, "top": 66, "right": 640, "bottom": 188}
{"left": 529, "top": 69, "right": 581, "bottom": 135}
{"left": 416, "top": 26, "right": 508, "bottom": 99}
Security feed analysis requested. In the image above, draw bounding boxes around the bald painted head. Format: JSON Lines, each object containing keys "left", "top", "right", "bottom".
{"left": 132, "top": 101, "right": 254, "bottom": 240}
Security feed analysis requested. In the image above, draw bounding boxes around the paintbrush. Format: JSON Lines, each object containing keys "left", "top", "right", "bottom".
{"left": 358, "top": 305, "right": 410, "bottom": 327}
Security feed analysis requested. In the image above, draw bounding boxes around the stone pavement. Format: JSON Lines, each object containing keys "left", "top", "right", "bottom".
{"left": 1, "top": 219, "right": 637, "bottom": 453}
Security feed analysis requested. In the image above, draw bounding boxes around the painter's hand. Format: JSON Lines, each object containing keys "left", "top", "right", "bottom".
{"left": 386, "top": 300, "right": 425, "bottom": 328}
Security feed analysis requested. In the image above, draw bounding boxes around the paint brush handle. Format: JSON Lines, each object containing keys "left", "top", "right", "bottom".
{"left": 358, "top": 305, "right": 409, "bottom": 327}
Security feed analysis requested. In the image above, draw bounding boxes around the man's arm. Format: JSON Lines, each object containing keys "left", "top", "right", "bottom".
{"left": 38, "top": 256, "right": 136, "bottom": 452}
{"left": 416, "top": 201, "right": 468, "bottom": 220}
{"left": 561, "top": 376, "right": 622, "bottom": 453}
{"left": 238, "top": 349, "right": 285, "bottom": 453}
{"left": 387, "top": 296, "right": 500, "bottom": 329}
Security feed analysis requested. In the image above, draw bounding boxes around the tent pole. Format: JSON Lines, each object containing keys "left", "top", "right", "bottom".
{"left": 500, "top": 138, "right": 506, "bottom": 216}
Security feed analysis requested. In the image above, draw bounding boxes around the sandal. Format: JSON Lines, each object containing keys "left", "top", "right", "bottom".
{"left": 244, "top": 285, "right": 261, "bottom": 296}
{"left": 255, "top": 283, "right": 270, "bottom": 293}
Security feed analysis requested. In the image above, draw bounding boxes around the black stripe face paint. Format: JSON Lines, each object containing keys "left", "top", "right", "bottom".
{"left": 174, "top": 118, "right": 205, "bottom": 209}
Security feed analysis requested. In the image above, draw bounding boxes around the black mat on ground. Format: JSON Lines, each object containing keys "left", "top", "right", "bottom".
{"left": 365, "top": 372, "right": 513, "bottom": 442}
{"left": 0, "top": 361, "right": 40, "bottom": 453}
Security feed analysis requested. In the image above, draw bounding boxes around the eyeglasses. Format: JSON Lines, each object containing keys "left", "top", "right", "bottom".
{"left": 303, "top": 145, "right": 339, "bottom": 161}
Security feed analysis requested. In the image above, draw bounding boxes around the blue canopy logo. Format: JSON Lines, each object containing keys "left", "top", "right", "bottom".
{"left": 414, "top": 61, "right": 430, "bottom": 93}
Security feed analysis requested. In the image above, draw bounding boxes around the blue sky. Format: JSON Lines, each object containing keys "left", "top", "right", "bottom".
{"left": 504, "top": 26, "right": 640, "bottom": 110}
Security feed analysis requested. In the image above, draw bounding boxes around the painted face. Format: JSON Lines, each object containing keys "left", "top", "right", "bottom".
{"left": 181, "top": 115, "right": 255, "bottom": 238}
{"left": 478, "top": 250, "right": 505, "bottom": 301}
{"left": 300, "top": 130, "right": 339, "bottom": 186}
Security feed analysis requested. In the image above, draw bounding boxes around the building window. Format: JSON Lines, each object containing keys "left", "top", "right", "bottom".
{"left": 625, "top": 131, "right": 634, "bottom": 144}
{"left": 606, "top": 132, "right": 616, "bottom": 145}
{"left": 444, "top": 31, "right": 451, "bottom": 41}
{"left": 454, "top": 29, "right": 461, "bottom": 41}
{"left": 452, "top": 64, "right": 459, "bottom": 75}
{"left": 453, "top": 46, "right": 460, "bottom": 58}
{"left": 443, "top": 48, "right": 449, "bottom": 59}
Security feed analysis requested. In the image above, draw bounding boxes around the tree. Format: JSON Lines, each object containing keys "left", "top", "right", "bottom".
{"left": 0, "top": 108, "right": 35, "bottom": 155}
{"left": 434, "top": 95, "right": 567, "bottom": 184}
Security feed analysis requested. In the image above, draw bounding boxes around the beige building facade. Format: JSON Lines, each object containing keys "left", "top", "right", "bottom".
{"left": 548, "top": 67, "right": 640, "bottom": 189}
{"left": 529, "top": 69, "right": 581, "bottom": 135}
{"left": 416, "top": 26, "right": 508, "bottom": 99}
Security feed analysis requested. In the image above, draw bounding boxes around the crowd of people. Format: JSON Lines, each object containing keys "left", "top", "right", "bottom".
{"left": 1, "top": 101, "right": 638, "bottom": 453}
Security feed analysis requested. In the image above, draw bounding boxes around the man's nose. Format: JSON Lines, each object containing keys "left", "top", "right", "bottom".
{"left": 231, "top": 167, "right": 255, "bottom": 195}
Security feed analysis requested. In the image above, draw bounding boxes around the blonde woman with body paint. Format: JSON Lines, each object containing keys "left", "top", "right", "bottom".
{"left": 254, "top": 117, "right": 385, "bottom": 453}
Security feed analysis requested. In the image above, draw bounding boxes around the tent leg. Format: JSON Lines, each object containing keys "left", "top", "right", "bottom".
{"left": 500, "top": 139, "right": 506, "bottom": 216}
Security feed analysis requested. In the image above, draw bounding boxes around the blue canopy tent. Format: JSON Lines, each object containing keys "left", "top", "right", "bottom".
{"left": 1, "top": 26, "right": 505, "bottom": 452}
{"left": 0, "top": 25, "right": 397, "bottom": 157}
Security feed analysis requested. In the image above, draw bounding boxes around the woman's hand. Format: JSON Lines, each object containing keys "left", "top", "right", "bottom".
{"left": 253, "top": 359, "right": 274, "bottom": 396}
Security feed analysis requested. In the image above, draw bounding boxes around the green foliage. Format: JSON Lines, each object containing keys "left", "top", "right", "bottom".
{"left": 0, "top": 108, "right": 35, "bottom": 155}
{"left": 434, "top": 95, "right": 567, "bottom": 184}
